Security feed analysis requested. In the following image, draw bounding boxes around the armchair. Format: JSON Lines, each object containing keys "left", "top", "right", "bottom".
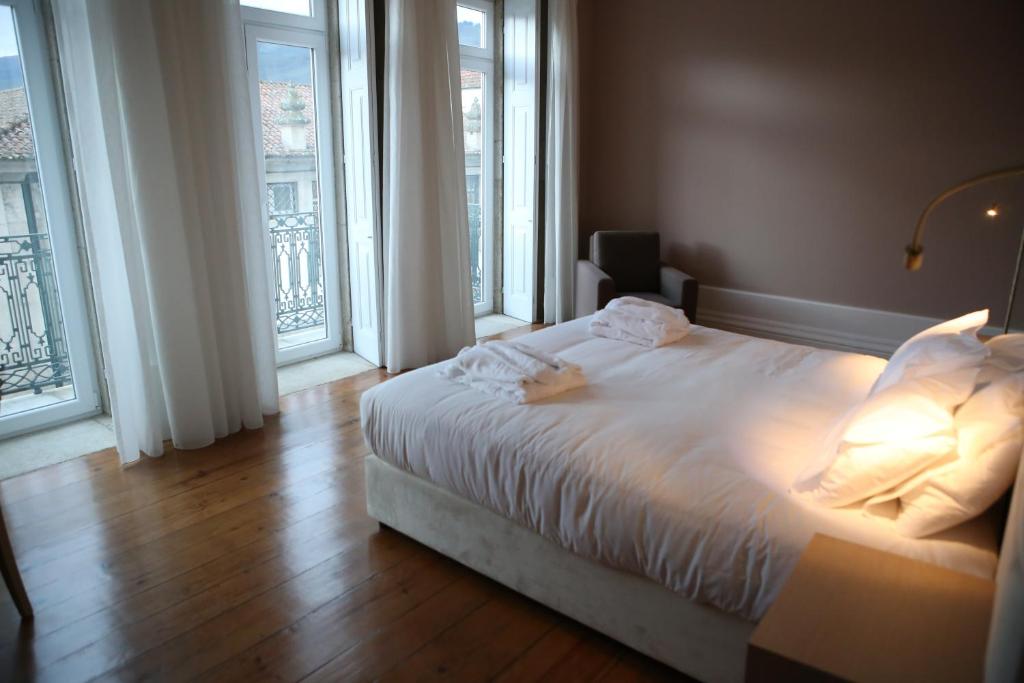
{"left": 575, "top": 231, "right": 699, "bottom": 322}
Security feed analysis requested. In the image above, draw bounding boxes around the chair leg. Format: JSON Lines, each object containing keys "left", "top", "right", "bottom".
{"left": 0, "top": 506, "right": 32, "bottom": 620}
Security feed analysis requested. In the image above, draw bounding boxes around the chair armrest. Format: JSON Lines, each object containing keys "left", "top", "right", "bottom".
{"left": 659, "top": 265, "right": 699, "bottom": 323}
{"left": 575, "top": 260, "right": 616, "bottom": 318}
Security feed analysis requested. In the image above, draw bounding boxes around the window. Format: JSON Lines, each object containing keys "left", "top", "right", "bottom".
{"left": 458, "top": 1, "right": 495, "bottom": 315}
{"left": 243, "top": 3, "right": 342, "bottom": 363}
{"left": 0, "top": 0, "right": 100, "bottom": 436}
{"left": 240, "top": 0, "right": 312, "bottom": 18}
{"left": 457, "top": 5, "right": 486, "bottom": 49}
{"left": 267, "top": 182, "right": 297, "bottom": 215}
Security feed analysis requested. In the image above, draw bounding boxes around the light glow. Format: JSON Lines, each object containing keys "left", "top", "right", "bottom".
{"left": 986, "top": 204, "right": 1000, "bottom": 218}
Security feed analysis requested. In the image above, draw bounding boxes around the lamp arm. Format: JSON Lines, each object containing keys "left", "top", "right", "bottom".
{"left": 904, "top": 165, "right": 1024, "bottom": 270}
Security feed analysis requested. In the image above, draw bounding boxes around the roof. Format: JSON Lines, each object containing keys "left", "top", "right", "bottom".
{"left": 0, "top": 88, "right": 32, "bottom": 161}
{"left": 259, "top": 81, "right": 316, "bottom": 158}
{"left": 461, "top": 70, "right": 481, "bottom": 89}
{"left": 0, "top": 83, "right": 316, "bottom": 164}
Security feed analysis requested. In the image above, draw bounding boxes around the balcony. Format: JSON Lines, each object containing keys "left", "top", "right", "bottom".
{"left": 0, "top": 232, "right": 73, "bottom": 416}
{"left": 469, "top": 202, "right": 483, "bottom": 303}
{"left": 2, "top": 199, "right": 499, "bottom": 429}
{"left": 269, "top": 210, "right": 326, "bottom": 348}
{"left": 0, "top": 207, "right": 329, "bottom": 419}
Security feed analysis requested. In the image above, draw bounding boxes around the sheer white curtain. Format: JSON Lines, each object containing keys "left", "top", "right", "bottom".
{"left": 382, "top": 0, "right": 475, "bottom": 373}
{"left": 53, "top": 0, "right": 279, "bottom": 463}
{"left": 543, "top": 0, "right": 580, "bottom": 325}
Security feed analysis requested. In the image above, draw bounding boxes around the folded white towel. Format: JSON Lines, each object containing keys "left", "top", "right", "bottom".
{"left": 438, "top": 340, "right": 585, "bottom": 404}
{"left": 588, "top": 296, "right": 690, "bottom": 348}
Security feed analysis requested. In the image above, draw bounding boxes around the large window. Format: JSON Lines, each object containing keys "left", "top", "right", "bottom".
{"left": 0, "top": 0, "right": 99, "bottom": 437}
{"left": 458, "top": 1, "right": 495, "bottom": 316}
{"left": 242, "top": 1, "right": 342, "bottom": 364}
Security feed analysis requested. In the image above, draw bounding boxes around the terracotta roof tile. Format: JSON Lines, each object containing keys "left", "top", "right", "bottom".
{"left": 0, "top": 88, "right": 31, "bottom": 161}
{"left": 259, "top": 81, "right": 316, "bottom": 158}
{"left": 460, "top": 69, "right": 481, "bottom": 89}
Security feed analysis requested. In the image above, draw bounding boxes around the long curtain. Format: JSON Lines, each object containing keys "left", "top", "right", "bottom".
{"left": 52, "top": 0, "right": 279, "bottom": 463}
{"left": 543, "top": 0, "right": 580, "bottom": 325}
{"left": 382, "top": 0, "right": 476, "bottom": 373}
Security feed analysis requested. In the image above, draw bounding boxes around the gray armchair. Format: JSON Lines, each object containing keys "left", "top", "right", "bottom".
{"left": 575, "top": 231, "right": 699, "bottom": 322}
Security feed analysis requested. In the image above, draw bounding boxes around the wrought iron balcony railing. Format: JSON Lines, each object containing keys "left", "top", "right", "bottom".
{"left": 269, "top": 211, "right": 325, "bottom": 335}
{"left": 1, "top": 202, "right": 477, "bottom": 400}
{"left": 0, "top": 233, "right": 71, "bottom": 396}
{"left": 468, "top": 202, "right": 483, "bottom": 303}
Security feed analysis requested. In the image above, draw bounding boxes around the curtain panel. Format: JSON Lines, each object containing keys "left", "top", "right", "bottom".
{"left": 52, "top": 0, "right": 279, "bottom": 463}
{"left": 382, "top": 0, "right": 476, "bottom": 373}
{"left": 543, "top": 0, "right": 580, "bottom": 325}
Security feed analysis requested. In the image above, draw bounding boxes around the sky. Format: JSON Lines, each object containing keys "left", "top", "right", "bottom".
{"left": 258, "top": 42, "right": 312, "bottom": 85}
{"left": 0, "top": 7, "right": 18, "bottom": 58}
{"left": 456, "top": 6, "right": 484, "bottom": 47}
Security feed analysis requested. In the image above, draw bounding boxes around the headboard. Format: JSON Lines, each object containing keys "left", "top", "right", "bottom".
{"left": 986, "top": 450, "right": 1024, "bottom": 682}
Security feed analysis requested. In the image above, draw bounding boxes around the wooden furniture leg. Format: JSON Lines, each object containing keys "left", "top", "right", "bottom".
{"left": 0, "top": 503, "right": 32, "bottom": 619}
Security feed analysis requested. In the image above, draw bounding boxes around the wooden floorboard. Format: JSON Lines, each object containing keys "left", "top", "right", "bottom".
{"left": 0, "top": 324, "right": 687, "bottom": 682}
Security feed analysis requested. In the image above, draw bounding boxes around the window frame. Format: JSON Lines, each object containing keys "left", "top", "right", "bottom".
{"left": 242, "top": 20, "right": 342, "bottom": 365}
{"left": 240, "top": 0, "right": 326, "bottom": 32}
{"left": 0, "top": 0, "right": 101, "bottom": 438}
{"left": 456, "top": 0, "right": 491, "bottom": 59}
{"left": 458, "top": 0, "right": 496, "bottom": 317}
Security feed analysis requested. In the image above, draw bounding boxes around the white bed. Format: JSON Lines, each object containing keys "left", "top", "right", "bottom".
{"left": 360, "top": 318, "right": 1019, "bottom": 681}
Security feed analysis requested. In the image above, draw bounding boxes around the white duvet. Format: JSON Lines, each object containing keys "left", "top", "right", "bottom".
{"left": 361, "top": 318, "right": 1000, "bottom": 620}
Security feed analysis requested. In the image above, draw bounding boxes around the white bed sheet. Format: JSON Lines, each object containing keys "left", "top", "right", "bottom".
{"left": 361, "top": 318, "right": 1000, "bottom": 620}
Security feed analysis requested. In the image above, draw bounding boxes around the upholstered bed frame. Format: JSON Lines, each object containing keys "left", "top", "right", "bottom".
{"left": 365, "top": 452, "right": 1024, "bottom": 682}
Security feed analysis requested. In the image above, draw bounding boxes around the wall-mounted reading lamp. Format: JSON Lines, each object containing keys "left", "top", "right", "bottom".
{"left": 904, "top": 166, "right": 1024, "bottom": 334}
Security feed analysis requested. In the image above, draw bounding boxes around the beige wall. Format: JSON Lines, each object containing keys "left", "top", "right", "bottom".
{"left": 579, "top": 0, "right": 1024, "bottom": 320}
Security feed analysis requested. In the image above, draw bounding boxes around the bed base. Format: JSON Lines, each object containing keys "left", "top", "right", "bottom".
{"left": 365, "top": 454, "right": 754, "bottom": 682}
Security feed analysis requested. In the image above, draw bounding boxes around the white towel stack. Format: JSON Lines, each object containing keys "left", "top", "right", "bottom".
{"left": 438, "top": 339, "right": 585, "bottom": 404}
{"left": 588, "top": 296, "right": 691, "bottom": 348}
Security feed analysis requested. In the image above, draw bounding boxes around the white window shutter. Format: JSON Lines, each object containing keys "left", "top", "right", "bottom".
{"left": 502, "top": 0, "right": 539, "bottom": 322}
{"left": 339, "top": 0, "right": 383, "bottom": 365}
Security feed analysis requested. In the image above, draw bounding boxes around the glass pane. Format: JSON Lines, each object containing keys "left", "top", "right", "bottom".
{"left": 256, "top": 42, "right": 327, "bottom": 350}
{"left": 457, "top": 6, "right": 485, "bottom": 48}
{"left": 241, "top": 0, "right": 312, "bottom": 17}
{"left": 461, "top": 69, "right": 486, "bottom": 305}
{"left": 0, "top": 7, "right": 78, "bottom": 417}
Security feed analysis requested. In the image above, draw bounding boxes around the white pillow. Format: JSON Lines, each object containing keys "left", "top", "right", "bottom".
{"left": 977, "top": 333, "right": 1024, "bottom": 385}
{"left": 871, "top": 309, "right": 990, "bottom": 407}
{"left": 793, "top": 385, "right": 958, "bottom": 507}
{"left": 865, "top": 346, "right": 1024, "bottom": 537}
{"left": 793, "top": 310, "right": 989, "bottom": 507}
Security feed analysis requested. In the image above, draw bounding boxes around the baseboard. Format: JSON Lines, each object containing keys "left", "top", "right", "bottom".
{"left": 698, "top": 286, "right": 1006, "bottom": 357}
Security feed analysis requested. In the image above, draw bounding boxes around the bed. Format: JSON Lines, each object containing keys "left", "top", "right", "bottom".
{"left": 360, "top": 318, "right": 1023, "bottom": 682}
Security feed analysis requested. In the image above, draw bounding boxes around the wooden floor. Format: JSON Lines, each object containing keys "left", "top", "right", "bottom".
{"left": 0, "top": 324, "right": 685, "bottom": 682}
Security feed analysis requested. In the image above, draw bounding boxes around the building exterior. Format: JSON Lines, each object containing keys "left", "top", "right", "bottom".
{"left": 259, "top": 81, "right": 318, "bottom": 218}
